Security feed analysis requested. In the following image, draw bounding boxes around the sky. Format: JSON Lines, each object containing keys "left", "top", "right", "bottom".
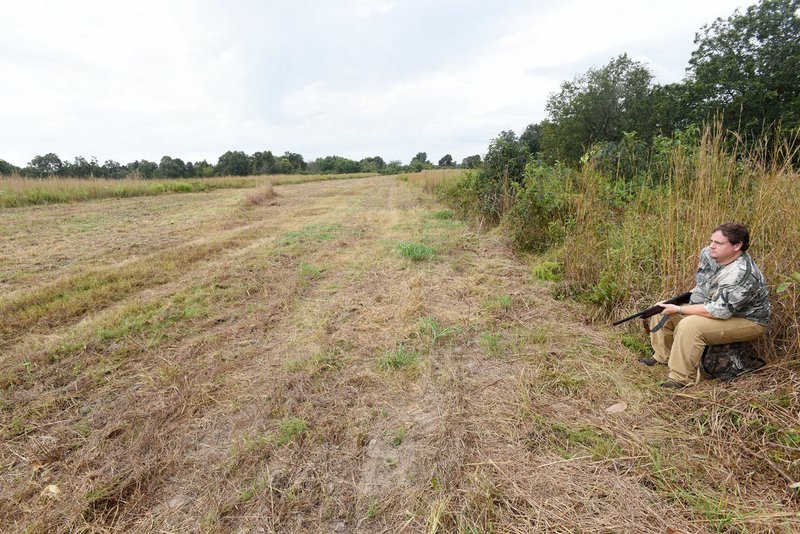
{"left": 0, "top": 0, "right": 748, "bottom": 168}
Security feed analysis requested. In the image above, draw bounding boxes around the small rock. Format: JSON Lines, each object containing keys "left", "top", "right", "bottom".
{"left": 167, "top": 495, "right": 193, "bottom": 509}
{"left": 41, "top": 484, "right": 60, "bottom": 499}
{"left": 605, "top": 401, "right": 628, "bottom": 414}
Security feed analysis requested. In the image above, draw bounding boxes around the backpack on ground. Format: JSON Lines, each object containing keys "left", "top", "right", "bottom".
{"left": 701, "top": 342, "right": 765, "bottom": 381}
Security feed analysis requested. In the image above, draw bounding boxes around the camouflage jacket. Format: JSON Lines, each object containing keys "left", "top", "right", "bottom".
{"left": 689, "top": 247, "right": 771, "bottom": 325}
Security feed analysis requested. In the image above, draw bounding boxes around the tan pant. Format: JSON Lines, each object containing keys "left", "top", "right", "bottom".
{"left": 650, "top": 314, "right": 766, "bottom": 385}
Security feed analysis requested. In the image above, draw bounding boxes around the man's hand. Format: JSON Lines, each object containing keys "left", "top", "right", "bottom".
{"left": 658, "top": 302, "right": 682, "bottom": 315}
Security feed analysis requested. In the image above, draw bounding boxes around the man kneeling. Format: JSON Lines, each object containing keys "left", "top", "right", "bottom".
{"left": 640, "top": 223, "right": 771, "bottom": 388}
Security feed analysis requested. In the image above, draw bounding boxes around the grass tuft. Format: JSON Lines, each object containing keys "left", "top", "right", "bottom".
{"left": 379, "top": 345, "right": 419, "bottom": 370}
{"left": 274, "top": 417, "right": 307, "bottom": 446}
{"left": 396, "top": 242, "right": 435, "bottom": 262}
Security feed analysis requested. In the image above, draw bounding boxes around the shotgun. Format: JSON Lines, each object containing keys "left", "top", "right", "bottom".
{"left": 612, "top": 291, "right": 692, "bottom": 326}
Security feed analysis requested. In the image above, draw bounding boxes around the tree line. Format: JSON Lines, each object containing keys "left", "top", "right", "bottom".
{"left": 0, "top": 149, "right": 483, "bottom": 179}
{"left": 481, "top": 0, "right": 799, "bottom": 183}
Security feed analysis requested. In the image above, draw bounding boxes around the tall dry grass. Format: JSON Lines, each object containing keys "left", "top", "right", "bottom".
{"left": 403, "top": 168, "right": 465, "bottom": 195}
{"left": 563, "top": 125, "right": 800, "bottom": 359}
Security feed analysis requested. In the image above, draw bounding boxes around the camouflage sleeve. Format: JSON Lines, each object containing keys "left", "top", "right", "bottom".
{"left": 703, "top": 284, "right": 753, "bottom": 319}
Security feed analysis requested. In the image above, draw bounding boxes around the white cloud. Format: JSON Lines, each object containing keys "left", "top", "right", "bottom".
{"left": 0, "top": 0, "right": 747, "bottom": 166}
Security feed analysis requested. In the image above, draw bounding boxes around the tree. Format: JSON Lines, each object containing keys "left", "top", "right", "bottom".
{"left": 158, "top": 156, "right": 188, "bottom": 178}
{"left": 438, "top": 154, "right": 454, "bottom": 167}
{"left": 519, "top": 123, "right": 544, "bottom": 156}
{"left": 544, "top": 54, "right": 654, "bottom": 164}
{"left": 274, "top": 156, "right": 295, "bottom": 174}
{"left": 483, "top": 130, "right": 529, "bottom": 184}
{"left": 62, "top": 156, "right": 101, "bottom": 177}
{"left": 101, "top": 160, "right": 125, "bottom": 179}
{"left": 193, "top": 160, "right": 215, "bottom": 177}
{"left": 409, "top": 152, "right": 430, "bottom": 172}
{"left": 283, "top": 152, "right": 306, "bottom": 172}
{"left": 127, "top": 159, "right": 158, "bottom": 179}
{"left": 215, "top": 150, "right": 251, "bottom": 176}
{"left": 461, "top": 155, "right": 482, "bottom": 168}
{"left": 27, "top": 153, "right": 64, "bottom": 177}
{"left": 252, "top": 151, "right": 275, "bottom": 174}
{"left": 411, "top": 152, "right": 429, "bottom": 165}
{"left": 359, "top": 156, "right": 385, "bottom": 173}
{"left": 0, "top": 159, "right": 19, "bottom": 175}
{"left": 687, "top": 0, "right": 800, "bottom": 133}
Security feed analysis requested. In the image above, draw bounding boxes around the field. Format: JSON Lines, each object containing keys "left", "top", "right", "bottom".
{"left": 1, "top": 174, "right": 798, "bottom": 532}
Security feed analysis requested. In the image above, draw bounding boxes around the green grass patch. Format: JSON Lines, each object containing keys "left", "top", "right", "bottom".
{"left": 621, "top": 333, "right": 651, "bottom": 358}
{"left": 429, "top": 210, "right": 454, "bottom": 220}
{"left": 274, "top": 417, "right": 307, "bottom": 446}
{"left": 396, "top": 242, "right": 435, "bottom": 262}
{"left": 483, "top": 294, "right": 512, "bottom": 312}
{"left": 379, "top": 345, "right": 420, "bottom": 370}
{"left": 479, "top": 331, "right": 502, "bottom": 356}
{"left": 390, "top": 426, "right": 407, "bottom": 447}
{"left": 673, "top": 488, "right": 747, "bottom": 532}
{"left": 281, "top": 223, "right": 342, "bottom": 245}
{"left": 299, "top": 262, "right": 324, "bottom": 278}
{"left": 527, "top": 415, "right": 621, "bottom": 460}
{"left": 417, "top": 316, "right": 460, "bottom": 345}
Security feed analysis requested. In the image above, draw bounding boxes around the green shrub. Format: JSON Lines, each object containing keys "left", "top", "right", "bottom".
{"left": 505, "top": 161, "right": 575, "bottom": 252}
{"left": 531, "top": 261, "right": 562, "bottom": 282}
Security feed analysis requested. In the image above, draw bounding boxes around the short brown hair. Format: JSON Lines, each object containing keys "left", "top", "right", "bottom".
{"left": 713, "top": 222, "right": 750, "bottom": 252}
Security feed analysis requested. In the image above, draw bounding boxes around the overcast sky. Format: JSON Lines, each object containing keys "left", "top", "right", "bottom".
{"left": 1, "top": 0, "right": 747, "bottom": 168}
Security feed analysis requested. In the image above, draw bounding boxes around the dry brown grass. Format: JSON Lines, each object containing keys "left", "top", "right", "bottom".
{"left": 0, "top": 173, "right": 376, "bottom": 208}
{"left": 241, "top": 183, "right": 278, "bottom": 206}
{"left": 1, "top": 175, "right": 797, "bottom": 533}
{"left": 404, "top": 169, "right": 466, "bottom": 195}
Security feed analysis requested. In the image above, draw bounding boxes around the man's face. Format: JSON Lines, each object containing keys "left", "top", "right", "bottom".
{"left": 708, "top": 230, "right": 742, "bottom": 264}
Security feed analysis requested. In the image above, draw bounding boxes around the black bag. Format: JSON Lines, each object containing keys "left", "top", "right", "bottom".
{"left": 701, "top": 342, "right": 765, "bottom": 381}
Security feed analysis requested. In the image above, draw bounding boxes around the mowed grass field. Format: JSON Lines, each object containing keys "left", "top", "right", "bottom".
{"left": 1, "top": 175, "right": 798, "bottom": 533}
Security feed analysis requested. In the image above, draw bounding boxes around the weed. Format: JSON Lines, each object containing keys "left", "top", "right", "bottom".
{"left": 238, "top": 478, "right": 266, "bottom": 503}
{"left": 483, "top": 294, "right": 512, "bottom": 312}
{"left": 284, "top": 359, "right": 305, "bottom": 372}
{"left": 479, "top": 332, "right": 502, "bottom": 356}
{"left": 366, "top": 499, "right": 380, "bottom": 519}
{"left": 418, "top": 316, "right": 460, "bottom": 345}
{"left": 396, "top": 242, "right": 435, "bottom": 262}
{"left": 311, "top": 350, "right": 346, "bottom": 373}
{"left": 430, "top": 210, "right": 454, "bottom": 220}
{"left": 542, "top": 368, "right": 586, "bottom": 396}
{"left": 391, "top": 426, "right": 407, "bottom": 447}
{"left": 673, "top": 488, "right": 744, "bottom": 532}
{"left": 531, "top": 261, "right": 562, "bottom": 282}
{"left": 621, "top": 334, "right": 651, "bottom": 358}
{"left": 274, "top": 417, "right": 307, "bottom": 446}
{"left": 281, "top": 223, "right": 342, "bottom": 245}
{"left": 240, "top": 432, "right": 268, "bottom": 453}
{"left": 385, "top": 457, "right": 398, "bottom": 468}
{"left": 379, "top": 345, "right": 419, "bottom": 370}
{"left": 527, "top": 415, "right": 621, "bottom": 460}
{"left": 299, "top": 262, "right": 323, "bottom": 278}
